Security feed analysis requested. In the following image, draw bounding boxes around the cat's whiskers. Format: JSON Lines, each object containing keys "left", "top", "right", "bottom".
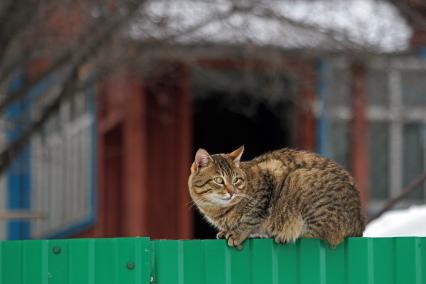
{"left": 185, "top": 200, "right": 197, "bottom": 209}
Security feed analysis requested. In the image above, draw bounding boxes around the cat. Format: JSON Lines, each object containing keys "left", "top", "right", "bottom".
{"left": 188, "top": 146, "right": 365, "bottom": 249}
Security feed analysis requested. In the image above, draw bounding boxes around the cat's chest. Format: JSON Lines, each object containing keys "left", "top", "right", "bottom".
{"left": 215, "top": 211, "right": 238, "bottom": 230}
{"left": 208, "top": 207, "right": 243, "bottom": 230}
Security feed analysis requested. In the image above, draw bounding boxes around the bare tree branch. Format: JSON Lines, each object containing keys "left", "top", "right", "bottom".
{"left": 253, "top": 5, "right": 377, "bottom": 52}
{"left": 0, "top": 0, "right": 141, "bottom": 113}
{"left": 387, "top": 0, "right": 426, "bottom": 29}
{"left": 0, "top": 0, "right": 41, "bottom": 66}
{"left": 0, "top": 0, "right": 144, "bottom": 175}
{"left": 368, "top": 172, "right": 426, "bottom": 223}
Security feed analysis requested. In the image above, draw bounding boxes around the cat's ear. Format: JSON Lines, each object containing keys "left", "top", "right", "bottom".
{"left": 228, "top": 145, "right": 244, "bottom": 166}
{"left": 192, "top": 148, "right": 211, "bottom": 173}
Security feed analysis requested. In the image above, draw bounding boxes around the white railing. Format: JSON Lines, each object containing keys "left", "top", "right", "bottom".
{"left": 30, "top": 108, "right": 94, "bottom": 238}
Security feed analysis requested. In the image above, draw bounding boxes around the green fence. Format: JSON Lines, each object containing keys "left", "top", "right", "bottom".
{"left": 0, "top": 237, "right": 425, "bottom": 284}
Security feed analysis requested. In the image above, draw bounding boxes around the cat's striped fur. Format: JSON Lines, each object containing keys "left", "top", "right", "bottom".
{"left": 188, "top": 146, "right": 365, "bottom": 248}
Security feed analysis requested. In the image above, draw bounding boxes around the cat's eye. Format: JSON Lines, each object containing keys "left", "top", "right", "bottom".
{"left": 233, "top": 177, "right": 243, "bottom": 184}
{"left": 213, "top": 177, "right": 224, "bottom": 184}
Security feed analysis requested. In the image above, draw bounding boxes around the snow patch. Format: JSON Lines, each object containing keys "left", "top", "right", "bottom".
{"left": 365, "top": 205, "right": 426, "bottom": 237}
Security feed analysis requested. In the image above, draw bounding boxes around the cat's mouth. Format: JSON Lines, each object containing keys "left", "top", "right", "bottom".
{"left": 220, "top": 195, "right": 234, "bottom": 201}
{"left": 209, "top": 194, "right": 236, "bottom": 206}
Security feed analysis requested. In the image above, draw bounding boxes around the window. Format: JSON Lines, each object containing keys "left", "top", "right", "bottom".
{"left": 321, "top": 58, "right": 426, "bottom": 216}
{"left": 368, "top": 122, "right": 389, "bottom": 200}
{"left": 320, "top": 59, "right": 352, "bottom": 169}
{"left": 30, "top": 89, "right": 95, "bottom": 238}
{"left": 402, "top": 123, "right": 425, "bottom": 200}
{"left": 366, "top": 63, "right": 426, "bottom": 213}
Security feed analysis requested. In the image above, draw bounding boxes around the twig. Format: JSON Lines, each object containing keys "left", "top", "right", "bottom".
{"left": 368, "top": 172, "right": 426, "bottom": 223}
{"left": 0, "top": 0, "right": 141, "bottom": 113}
{"left": 387, "top": 0, "right": 426, "bottom": 29}
{"left": 0, "top": 0, "right": 144, "bottom": 176}
{"left": 0, "top": 211, "right": 45, "bottom": 220}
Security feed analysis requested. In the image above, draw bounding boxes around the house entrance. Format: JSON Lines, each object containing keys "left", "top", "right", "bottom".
{"left": 191, "top": 68, "right": 294, "bottom": 238}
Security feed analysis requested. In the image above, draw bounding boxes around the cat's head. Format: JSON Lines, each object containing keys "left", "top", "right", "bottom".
{"left": 188, "top": 146, "right": 247, "bottom": 208}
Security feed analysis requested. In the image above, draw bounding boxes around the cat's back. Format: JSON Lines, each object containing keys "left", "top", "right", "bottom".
{"left": 245, "top": 148, "right": 351, "bottom": 178}
{"left": 247, "top": 148, "right": 364, "bottom": 243}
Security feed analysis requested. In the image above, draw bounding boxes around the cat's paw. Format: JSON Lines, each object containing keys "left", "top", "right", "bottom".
{"left": 274, "top": 236, "right": 290, "bottom": 244}
{"left": 216, "top": 231, "right": 226, "bottom": 239}
{"left": 225, "top": 232, "right": 245, "bottom": 250}
{"left": 274, "top": 233, "right": 298, "bottom": 244}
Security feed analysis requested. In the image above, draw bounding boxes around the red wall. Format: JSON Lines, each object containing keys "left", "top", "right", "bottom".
{"left": 76, "top": 65, "right": 192, "bottom": 239}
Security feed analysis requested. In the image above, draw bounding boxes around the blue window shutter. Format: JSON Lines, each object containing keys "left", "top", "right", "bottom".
{"left": 6, "top": 74, "right": 31, "bottom": 240}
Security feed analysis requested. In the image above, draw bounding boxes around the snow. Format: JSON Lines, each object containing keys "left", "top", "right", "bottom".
{"left": 131, "top": 0, "right": 412, "bottom": 52}
{"left": 364, "top": 205, "right": 426, "bottom": 237}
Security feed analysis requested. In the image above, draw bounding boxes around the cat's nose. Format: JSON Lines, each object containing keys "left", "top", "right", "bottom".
{"left": 226, "top": 187, "right": 234, "bottom": 197}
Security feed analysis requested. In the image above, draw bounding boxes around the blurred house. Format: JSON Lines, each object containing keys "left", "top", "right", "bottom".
{"left": 1, "top": 0, "right": 426, "bottom": 240}
{"left": 0, "top": 3, "right": 96, "bottom": 240}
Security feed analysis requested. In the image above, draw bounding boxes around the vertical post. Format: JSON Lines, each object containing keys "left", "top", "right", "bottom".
{"left": 316, "top": 59, "right": 328, "bottom": 155}
{"left": 123, "top": 71, "right": 148, "bottom": 236}
{"left": 6, "top": 74, "right": 31, "bottom": 240}
{"left": 351, "top": 62, "right": 368, "bottom": 210}
{"left": 93, "top": 124, "right": 106, "bottom": 237}
{"left": 298, "top": 62, "right": 316, "bottom": 151}
{"left": 388, "top": 68, "right": 402, "bottom": 199}
{"left": 177, "top": 64, "right": 192, "bottom": 239}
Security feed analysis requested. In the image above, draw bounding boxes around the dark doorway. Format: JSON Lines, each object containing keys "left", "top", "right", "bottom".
{"left": 103, "top": 125, "right": 124, "bottom": 237}
{"left": 191, "top": 69, "right": 293, "bottom": 239}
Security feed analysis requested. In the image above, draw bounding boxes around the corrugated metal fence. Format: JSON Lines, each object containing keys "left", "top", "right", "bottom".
{"left": 0, "top": 237, "right": 425, "bottom": 284}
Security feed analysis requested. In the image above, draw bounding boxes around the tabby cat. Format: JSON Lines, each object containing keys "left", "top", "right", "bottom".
{"left": 188, "top": 146, "right": 365, "bottom": 248}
